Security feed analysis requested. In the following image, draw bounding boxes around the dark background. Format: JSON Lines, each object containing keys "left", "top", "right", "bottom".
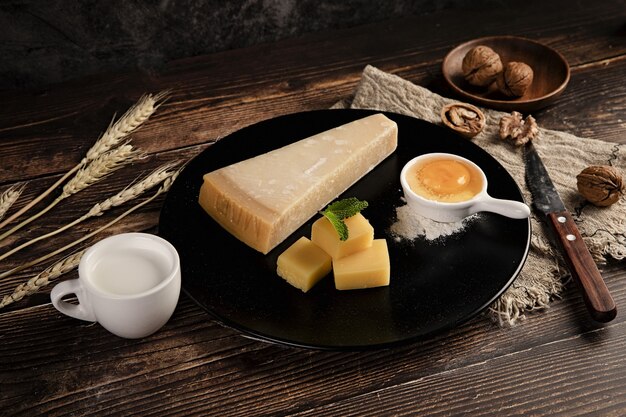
{"left": 1, "top": 0, "right": 504, "bottom": 90}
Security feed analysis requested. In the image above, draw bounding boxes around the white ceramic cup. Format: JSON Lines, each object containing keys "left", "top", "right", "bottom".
{"left": 51, "top": 233, "right": 181, "bottom": 339}
{"left": 400, "top": 152, "right": 531, "bottom": 223}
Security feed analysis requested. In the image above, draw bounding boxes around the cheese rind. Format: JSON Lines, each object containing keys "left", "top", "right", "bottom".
{"left": 333, "top": 239, "right": 390, "bottom": 290}
{"left": 311, "top": 213, "right": 374, "bottom": 259}
{"left": 276, "top": 237, "right": 332, "bottom": 292}
{"left": 199, "top": 114, "right": 398, "bottom": 254}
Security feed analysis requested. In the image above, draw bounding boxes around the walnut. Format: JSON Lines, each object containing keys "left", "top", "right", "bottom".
{"left": 576, "top": 165, "right": 624, "bottom": 207}
{"left": 441, "top": 103, "right": 486, "bottom": 138}
{"left": 496, "top": 62, "right": 534, "bottom": 97}
{"left": 499, "top": 111, "right": 539, "bottom": 146}
{"left": 462, "top": 46, "right": 503, "bottom": 87}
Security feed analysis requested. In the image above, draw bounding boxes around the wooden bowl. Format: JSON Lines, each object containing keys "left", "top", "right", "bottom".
{"left": 442, "top": 36, "right": 570, "bottom": 112}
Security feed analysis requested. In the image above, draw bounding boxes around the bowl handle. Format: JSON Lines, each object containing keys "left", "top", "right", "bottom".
{"left": 470, "top": 195, "right": 530, "bottom": 219}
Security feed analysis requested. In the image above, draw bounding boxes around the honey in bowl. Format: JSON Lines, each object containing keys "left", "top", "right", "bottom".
{"left": 406, "top": 157, "right": 483, "bottom": 203}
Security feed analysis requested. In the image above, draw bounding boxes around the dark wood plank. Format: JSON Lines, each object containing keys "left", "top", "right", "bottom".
{"left": 428, "top": 54, "right": 626, "bottom": 143}
{"left": 532, "top": 55, "right": 626, "bottom": 142}
{"left": 0, "top": 0, "right": 624, "bottom": 184}
{"left": 292, "top": 321, "right": 626, "bottom": 417}
{"left": 0, "top": 264, "right": 624, "bottom": 416}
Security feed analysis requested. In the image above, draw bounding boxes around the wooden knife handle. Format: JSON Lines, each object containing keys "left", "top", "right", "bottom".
{"left": 547, "top": 210, "right": 617, "bottom": 322}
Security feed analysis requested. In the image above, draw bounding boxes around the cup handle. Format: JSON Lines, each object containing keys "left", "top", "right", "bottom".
{"left": 470, "top": 195, "right": 531, "bottom": 219}
{"left": 50, "top": 279, "right": 97, "bottom": 322}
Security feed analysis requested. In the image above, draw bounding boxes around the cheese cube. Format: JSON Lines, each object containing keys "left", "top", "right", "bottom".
{"left": 333, "top": 239, "right": 390, "bottom": 290}
{"left": 311, "top": 213, "right": 374, "bottom": 259}
{"left": 198, "top": 113, "right": 398, "bottom": 254}
{"left": 277, "top": 237, "right": 332, "bottom": 292}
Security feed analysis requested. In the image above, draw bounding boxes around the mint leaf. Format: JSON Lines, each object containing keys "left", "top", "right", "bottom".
{"left": 323, "top": 210, "right": 349, "bottom": 241}
{"left": 321, "top": 197, "right": 368, "bottom": 241}
{"left": 323, "top": 197, "right": 368, "bottom": 219}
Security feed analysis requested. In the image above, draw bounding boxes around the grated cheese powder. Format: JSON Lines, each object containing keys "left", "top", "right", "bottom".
{"left": 389, "top": 200, "right": 479, "bottom": 242}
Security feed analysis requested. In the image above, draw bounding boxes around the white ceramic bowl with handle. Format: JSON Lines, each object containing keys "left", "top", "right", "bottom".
{"left": 400, "top": 153, "right": 530, "bottom": 223}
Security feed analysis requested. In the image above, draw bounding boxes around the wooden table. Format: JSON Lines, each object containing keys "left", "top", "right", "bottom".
{"left": 2, "top": 1, "right": 625, "bottom": 415}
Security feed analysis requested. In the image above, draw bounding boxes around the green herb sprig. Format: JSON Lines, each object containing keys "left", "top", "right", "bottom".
{"left": 320, "top": 197, "right": 368, "bottom": 241}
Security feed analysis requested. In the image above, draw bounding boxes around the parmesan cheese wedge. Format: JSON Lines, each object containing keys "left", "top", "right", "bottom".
{"left": 199, "top": 113, "right": 398, "bottom": 254}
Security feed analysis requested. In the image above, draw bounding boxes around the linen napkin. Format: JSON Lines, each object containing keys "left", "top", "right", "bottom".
{"left": 335, "top": 65, "right": 626, "bottom": 325}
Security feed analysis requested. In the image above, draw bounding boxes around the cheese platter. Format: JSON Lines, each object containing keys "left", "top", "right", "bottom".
{"left": 158, "top": 109, "right": 530, "bottom": 350}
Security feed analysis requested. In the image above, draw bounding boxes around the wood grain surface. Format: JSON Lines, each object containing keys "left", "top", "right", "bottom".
{"left": 1, "top": 0, "right": 625, "bottom": 416}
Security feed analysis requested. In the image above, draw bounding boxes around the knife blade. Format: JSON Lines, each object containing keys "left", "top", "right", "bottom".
{"left": 524, "top": 141, "right": 616, "bottom": 322}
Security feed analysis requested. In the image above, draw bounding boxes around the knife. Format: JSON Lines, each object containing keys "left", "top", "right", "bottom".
{"left": 524, "top": 141, "right": 617, "bottom": 322}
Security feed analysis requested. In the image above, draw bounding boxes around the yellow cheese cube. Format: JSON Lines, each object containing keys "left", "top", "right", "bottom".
{"left": 333, "top": 239, "right": 390, "bottom": 290}
{"left": 311, "top": 213, "right": 374, "bottom": 259}
{"left": 276, "top": 237, "right": 332, "bottom": 292}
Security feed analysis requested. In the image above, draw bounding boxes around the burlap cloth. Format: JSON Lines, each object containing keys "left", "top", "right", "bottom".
{"left": 335, "top": 65, "right": 626, "bottom": 325}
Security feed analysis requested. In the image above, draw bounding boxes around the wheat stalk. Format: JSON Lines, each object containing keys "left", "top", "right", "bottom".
{"left": 85, "top": 162, "right": 177, "bottom": 217}
{"left": 0, "top": 167, "right": 181, "bottom": 282}
{"left": 0, "top": 184, "right": 25, "bottom": 222}
{"left": 0, "top": 145, "right": 141, "bottom": 242}
{"left": 63, "top": 144, "right": 141, "bottom": 198}
{"left": 84, "top": 91, "right": 169, "bottom": 163}
{"left": 0, "top": 250, "right": 85, "bottom": 309}
{"left": 0, "top": 162, "right": 178, "bottom": 262}
{"left": 0, "top": 91, "right": 169, "bottom": 234}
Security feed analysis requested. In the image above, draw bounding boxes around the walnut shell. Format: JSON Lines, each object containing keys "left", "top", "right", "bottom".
{"left": 462, "top": 46, "right": 503, "bottom": 87}
{"left": 497, "top": 61, "right": 534, "bottom": 97}
{"left": 576, "top": 165, "right": 624, "bottom": 207}
{"left": 441, "top": 103, "right": 485, "bottom": 138}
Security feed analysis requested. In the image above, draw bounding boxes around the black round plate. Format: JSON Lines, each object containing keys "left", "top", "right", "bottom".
{"left": 158, "top": 109, "right": 530, "bottom": 350}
